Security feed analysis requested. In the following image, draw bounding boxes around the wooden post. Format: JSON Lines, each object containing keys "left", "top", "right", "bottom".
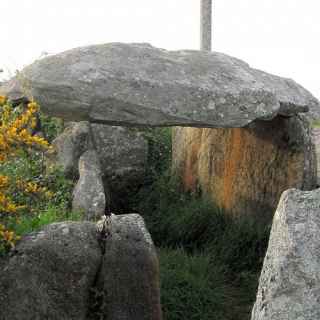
{"left": 200, "top": 0, "right": 212, "bottom": 51}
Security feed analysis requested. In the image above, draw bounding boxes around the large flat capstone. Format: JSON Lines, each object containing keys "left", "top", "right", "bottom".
{"left": 1, "top": 43, "right": 319, "bottom": 127}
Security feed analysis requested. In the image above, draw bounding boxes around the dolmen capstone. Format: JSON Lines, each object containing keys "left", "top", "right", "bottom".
{"left": 251, "top": 188, "right": 320, "bottom": 320}
{"left": 1, "top": 42, "right": 319, "bottom": 221}
{"left": 0, "top": 215, "right": 162, "bottom": 320}
{"left": 1, "top": 43, "right": 319, "bottom": 127}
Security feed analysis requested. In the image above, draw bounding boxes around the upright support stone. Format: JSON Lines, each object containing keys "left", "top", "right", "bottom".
{"left": 201, "top": 0, "right": 212, "bottom": 51}
{"left": 72, "top": 150, "right": 106, "bottom": 221}
{"left": 251, "top": 188, "right": 320, "bottom": 320}
{"left": 172, "top": 115, "right": 317, "bottom": 221}
{"left": 97, "top": 214, "right": 162, "bottom": 320}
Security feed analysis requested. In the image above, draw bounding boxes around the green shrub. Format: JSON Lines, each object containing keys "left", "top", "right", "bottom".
{"left": 205, "top": 215, "right": 270, "bottom": 274}
{"left": 141, "top": 127, "right": 172, "bottom": 179}
{"left": 136, "top": 169, "right": 270, "bottom": 274}
{"left": 159, "top": 248, "right": 254, "bottom": 320}
{"left": 5, "top": 205, "right": 82, "bottom": 237}
{"left": 39, "top": 113, "right": 64, "bottom": 143}
{"left": 0, "top": 150, "right": 73, "bottom": 214}
{"left": 0, "top": 109, "right": 76, "bottom": 256}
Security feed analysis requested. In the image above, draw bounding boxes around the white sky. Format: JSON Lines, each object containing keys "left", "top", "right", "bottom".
{"left": 0, "top": 0, "right": 319, "bottom": 99}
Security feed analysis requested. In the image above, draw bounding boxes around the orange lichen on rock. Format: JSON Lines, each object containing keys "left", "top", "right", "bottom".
{"left": 172, "top": 116, "right": 316, "bottom": 222}
{"left": 182, "top": 129, "right": 203, "bottom": 192}
{"left": 221, "top": 128, "right": 244, "bottom": 211}
{"left": 172, "top": 127, "right": 203, "bottom": 193}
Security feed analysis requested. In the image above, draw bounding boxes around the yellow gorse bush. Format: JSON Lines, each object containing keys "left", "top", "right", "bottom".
{"left": 0, "top": 223, "right": 19, "bottom": 250}
{"left": 0, "top": 95, "right": 52, "bottom": 251}
{"left": 0, "top": 99, "right": 50, "bottom": 161}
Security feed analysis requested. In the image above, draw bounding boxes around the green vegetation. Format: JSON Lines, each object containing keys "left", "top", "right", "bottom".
{"left": 5, "top": 204, "right": 81, "bottom": 237}
{"left": 0, "top": 104, "right": 268, "bottom": 319}
{"left": 130, "top": 127, "right": 270, "bottom": 320}
{"left": 39, "top": 113, "right": 64, "bottom": 143}
{"left": 0, "top": 107, "right": 78, "bottom": 255}
{"left": 159, "top": 248, "right": 259, "bottom": 320}
{"left": 312, "top": 119, "right": 320, "bottom": 128}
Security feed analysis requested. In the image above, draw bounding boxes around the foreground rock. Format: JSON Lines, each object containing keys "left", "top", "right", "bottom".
{"left": 251, "top": 188, "right": 320, "bottom": 320}
{"left": 0, "top": 216, "right": 162, "bottom": 319}
{"left": 72, "top": 150, "right": 106, "bottom": 220}
{"left": 1, "top": 43, "right": 319, "bottom": 127}
{"left": 96, "top": 214, "right": 162, "bottom": 320}
{"left": 0, "top": 222, "right": 101, "bottom": 320}
{"left": 173, "top": 115, "right": 317, "bottom": 220}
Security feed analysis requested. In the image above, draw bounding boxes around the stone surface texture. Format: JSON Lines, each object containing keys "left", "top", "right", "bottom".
{"left": 50, "top": 122, "right": 148, "bottom": 183}
{"left": 172, "top": 115, "right": 317, "bottom": 220}
{"left": 49, "top": 121, "right": 92, "bottom": 178}
{"left": 0, "top": 216, "right": 162, "bottom": 319}
{"left": 97, "top": 214, "right": 162, "bottom": 320}
{"left": 0, "top": 222, "right": 101, "bottom": 320}
{"left": 91, "top": 124, "right": 148, "bottom": 184}
{"left": 72, "top": 150, "right": 106, "bottom": 220}
{"left": 50, "top": 121, "right": 148, "bottom": 212}
{"left": 312, "top": 127, "right": 320, "bottom": 185}
{"left": 251, "top": 188, "right": 320, "bottom": 320}
{"left": 1, "top": 43, "right": 319, "bottom": 127}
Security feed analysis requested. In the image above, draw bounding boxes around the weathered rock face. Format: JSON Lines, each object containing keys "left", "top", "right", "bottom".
{"left": 50, "top": 122, "right": 148, "bottom": 180}
{"left": 91, "top": 124, "right": 148, "bottom": 211}
{"left": 91, "top": 124, "right": 148, "bottom": 184}
{"left": 96, "top": 214, "right": 162, "bottom": 320}
{"left": 50, "top": 121, "right": 148, "bottom": 212}
{"left": 1, "top": 43, "right": 319, "bottom": 127}
{"left": 173, "top": 115, "right": 317, "bottom": 220}
{"left": 251, "top": 188, "right": 320, "bottom": 320}
{"left": 72, "top": 150, "right": 106, "bottom": 220}
{"left": 0, "top": 216, "right": 162, "bottom": 319}
{"left": 0, "top": 222, "right": 101, "bottom": 320}
{"left": 49, "top": 121, "right": 92, "bottom": 178}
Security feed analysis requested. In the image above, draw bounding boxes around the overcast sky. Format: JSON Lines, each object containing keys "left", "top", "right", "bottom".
{"left": 0, "top": 0, "right": 319, "bottom": 99}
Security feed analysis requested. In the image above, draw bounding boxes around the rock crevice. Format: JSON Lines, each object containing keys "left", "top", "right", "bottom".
{"left": 0, "top": 215, "right": 162, "bottom": 320}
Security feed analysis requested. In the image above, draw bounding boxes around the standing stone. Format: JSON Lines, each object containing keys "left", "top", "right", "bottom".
{"left": 91, "top": 124, "right": 148, "bottom": 184}
{"left": 251, "top": 188, "right": 320, "bottom": 320}
{"left": 0, "top": 222, "right": 101, "bottom": 320}
{"left": 72, "top": 150, "right": 106, "bottom": 220}
{"left": 48, "top": 121, "right": 92, "bottom": 178}
{"left": 49, "top": 122, "right": 148, "bottom": 212}
{"left": 172, "top": 114, "right": 317, "bottom": 221}
{"left": 91, "top": 124, "right": 148, "bottom": 210}
{"left": 201, "top": 0, "right": 212, "bottom": 51}
{"left": 96, "top": 214, "right": 162, "bottom": 320}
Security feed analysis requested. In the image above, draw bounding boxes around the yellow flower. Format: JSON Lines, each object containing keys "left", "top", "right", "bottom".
{"left": 0, "top": 98, "right": 55, "bottom": 252}
{"left": 45, "top": 191, "right": 54, "bottom": 199}
{"left": 0, "top": 96, "right": 7, "bottom": 106}
{"left": 0, "top": 175, "right": 9, "bottom": 189}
